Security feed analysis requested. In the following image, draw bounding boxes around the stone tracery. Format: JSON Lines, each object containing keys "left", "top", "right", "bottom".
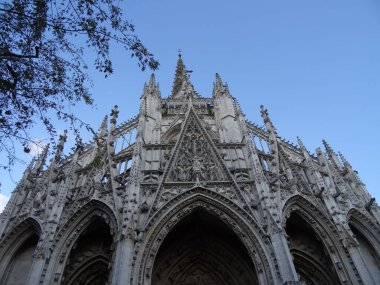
{"left": 0, "top": 55, "right": 379, "bottom": 285}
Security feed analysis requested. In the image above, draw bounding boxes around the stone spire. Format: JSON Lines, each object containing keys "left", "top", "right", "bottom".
{"left": 338, "top": 151, "right": 366, "bottom": 189}
{"left": 298, "top": 136, "right": 326, "bottom": 192}
{"left": 98, "top": 115, "right": 108, "bottom": 138}
{"left": 212, "top": 73, "right": 231, "bottom": 97}
{"left": 148, "top": 73, "right": 156, "bottom": 87}
{"left": 322, "top": 139, "right": 342, "bottom": 170}
{"left": 214, "top": 73, "right": 223, "bottom": 91}
{"left": 143, "top": 74, "right": 160, "bottom": 97}
{"left": 171, "top": 54, "right": 187, "bottom": 97}
{"left": 53, "top": 130, "right": 67, "bottom": 163}
{"left": 33, "top": 143, "right": 49, "bottom": 174}
{"left": 260, "top": 105, "right": 278, "bottom": 135}
{"left": 297, "top": 136, "right": 312, "bottom": 159}
{"left": 338, "top": 152, "right": 352, "bottom": 169}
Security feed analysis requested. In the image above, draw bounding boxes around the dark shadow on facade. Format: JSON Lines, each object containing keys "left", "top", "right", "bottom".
{"left": 2, "top": 233, "right": 39, "bottom": 285}
{"left": 152, "top": 208, "right": 259, "bottom": 285}
{"left": 349, "top": 222, "right": 380, "bottom": 281}
{"left": 62, "top": 217, "right": 113, "bottom": 285}
{"left": 285, "top": 213, "right": 340, "bottom": 285}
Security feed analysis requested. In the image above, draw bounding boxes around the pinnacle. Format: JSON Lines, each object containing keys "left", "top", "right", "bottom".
{"left": 98, "top": 115, "right": 108, "bottom": 137}
{"left": 215, "top": 73, "right": 223, "bottom": 87}
{"left": 171, "top": 54, "right": 187, "bottom": 97}
{"left": 338, "top": 151, "right": 352, "bottom": 168}
{"left": 260, "top": 105, "right": 277, "bottom": 134}
{"left": 213, "top": 73, "right": 233, "bottom": 98}
{"left": 149, "top": 73, "right": 156, "bottom": 86}
{"left": 322, "top": 139, "right": 343, "bottom": 169}
{"left": 322, "top": 139, "right": 334, "bottom": 155}
{"left": 297, "top": 136, "right": 305, "bottom": 149}
{"left": 33, "top": 143, "right": 50, "bottom": 174}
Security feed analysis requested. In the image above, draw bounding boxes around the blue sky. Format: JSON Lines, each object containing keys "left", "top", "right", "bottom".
{"left": 1, "top": 0, "right": 380, "bottom": 209}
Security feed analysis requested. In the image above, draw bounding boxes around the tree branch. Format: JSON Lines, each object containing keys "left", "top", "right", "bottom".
{"left": 0, "top": 46, "right": 39, "bottom": 58}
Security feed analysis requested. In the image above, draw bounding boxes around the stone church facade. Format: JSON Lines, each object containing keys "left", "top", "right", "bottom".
{"left": 0, "top": 56, "right": 379, "bottom": 285}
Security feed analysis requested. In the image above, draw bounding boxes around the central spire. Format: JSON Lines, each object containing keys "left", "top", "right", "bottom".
{"left": 171, "top": 53, "right": 187, "bottom": 96}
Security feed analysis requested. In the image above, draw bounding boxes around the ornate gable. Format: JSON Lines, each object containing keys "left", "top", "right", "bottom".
{"left": 165, "top": 108, "right": 227, "bottom": 183}
{"left": 143, "top": 104, "right": 254, "bottom": 220}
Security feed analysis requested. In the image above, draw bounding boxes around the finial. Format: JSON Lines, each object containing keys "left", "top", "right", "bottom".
{"left": 110, "top": 105, "right": 119, "bottom": 125}
{"left": 178, "top": 48, "right": 182, "bottom": 57}
{"left": 171, "top": 53, "right": 187, "bottom": 97}
{"left": 260, "top": 105, "right": 277, "bottom": 135}
{"left": 212, "top": 73, "right": 232, "bottom": 98}
{"left": 54, "top": 130, "right": 67, "bottom": 162}
{"left": 215, "top": 73, "right": 223, "bottom": 88}
{"left": 142, "top": 73, "right": 160, "bottom": 98}
{"left": 212, "top": 73, "right": 223, "bottom": 97}
{"left": 149, "top": 73, "right": 156, "bottom": 85}
{"left": 34, "top": 143, "right": 50, "bottom": 174}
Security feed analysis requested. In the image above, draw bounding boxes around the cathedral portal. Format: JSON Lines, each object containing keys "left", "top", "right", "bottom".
{"left": 152, "top": 208, "right": 258, "bottom": 285}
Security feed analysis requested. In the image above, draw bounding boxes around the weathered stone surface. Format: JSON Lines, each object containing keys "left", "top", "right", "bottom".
{"left": 0, "top": 56, "right": 379, "bottom": 285}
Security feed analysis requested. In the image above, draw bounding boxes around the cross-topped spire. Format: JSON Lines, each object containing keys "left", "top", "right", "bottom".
{"left": 171, "top": 53, "right": 187, "bottom": 96}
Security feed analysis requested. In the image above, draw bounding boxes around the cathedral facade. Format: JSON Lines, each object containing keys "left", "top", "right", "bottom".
{"left": 0, "top": 56, "right": 379, "bottom": 285}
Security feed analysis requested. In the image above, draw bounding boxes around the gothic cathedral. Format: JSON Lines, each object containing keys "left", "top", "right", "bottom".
{"left": 1, "top": 56, "right": 379, "bottom": 285}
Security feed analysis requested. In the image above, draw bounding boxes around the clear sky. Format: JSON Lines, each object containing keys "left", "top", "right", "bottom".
{"left": 1, "top": 0, "right": 380, "bottom": 210}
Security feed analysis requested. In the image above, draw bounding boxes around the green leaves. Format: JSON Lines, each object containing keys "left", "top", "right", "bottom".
{"left": 0, "top": 0, "right": 158, "bottom": 169}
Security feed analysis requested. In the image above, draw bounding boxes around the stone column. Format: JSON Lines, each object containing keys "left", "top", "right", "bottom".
{"left": 348, "top": 245, "right": 377, "bottom": 285}
{"left": 271, "top": 231, "right": 299, "bottom": 283}
{"left": 26, "top": 256, "right": 45, "bottom": 285}
{"left": 111, "top": 237, "right": 134, "bottom": 285}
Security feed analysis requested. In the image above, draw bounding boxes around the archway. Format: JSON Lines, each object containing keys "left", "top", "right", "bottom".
{"left": 2, "top": 233, "right": 39, "bottom": 285}
{"left": 285, "top": 212, "right": 340, "bottom": 285}
{"left": 0, "top": 218, "right": 41, "bottom": 285}
{"left": 152, "top": 208, "right": 259, "bottom": 285}
{"left": 348, "top": 214, "right": 380, "bottom": 282}
{"left": 61, "top": 217, "right": 113, "bottom": 285}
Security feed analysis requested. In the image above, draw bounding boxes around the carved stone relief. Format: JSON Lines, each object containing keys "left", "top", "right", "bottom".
{"left": 166, "top": 114, "right": 227, "bottom": 183}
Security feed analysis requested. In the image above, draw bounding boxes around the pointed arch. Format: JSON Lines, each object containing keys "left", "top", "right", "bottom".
{"left": 151, "top": 207, "right": 259, "bottom": 285}
{"left": 0, "top": 217, "right": 42, "bottom": 284}
{"left": 43, "top": 199, "right": 118, "bottom": 285}
{"left": 346, "top": 208, "right": 380, "bottom": 251}
{"left": 133, "top": 187, "right": 280, "bottom": 285}
{"left": 347, "top": 208, "right": 380, "bottom": 281}
{"left": 149, "top": 105, "right": 251, "bottom": 218}
{"left": 282, "top": 195, "right": 358, "bottom": 284}
{"left": 162, "top": 122, "right": 182, "bottom": 143}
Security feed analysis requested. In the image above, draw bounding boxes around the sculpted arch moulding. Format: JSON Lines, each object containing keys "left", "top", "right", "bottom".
{"left": 132, "top": 187, "right": 281, "bottom": 285}
{"left": 1, "top": 55, "right": 380, "bottom": 284}
{"left": 282, "top": 194, "right": 361, "bottom": 284}
{"left": 43, "top": 199, "right": 119, "bottom": 285}
{"left": 0, "top": 217, "right": 42, "bottom": 280}
{"left": 346, "top": 208, "right": 380, "bottom": 255}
